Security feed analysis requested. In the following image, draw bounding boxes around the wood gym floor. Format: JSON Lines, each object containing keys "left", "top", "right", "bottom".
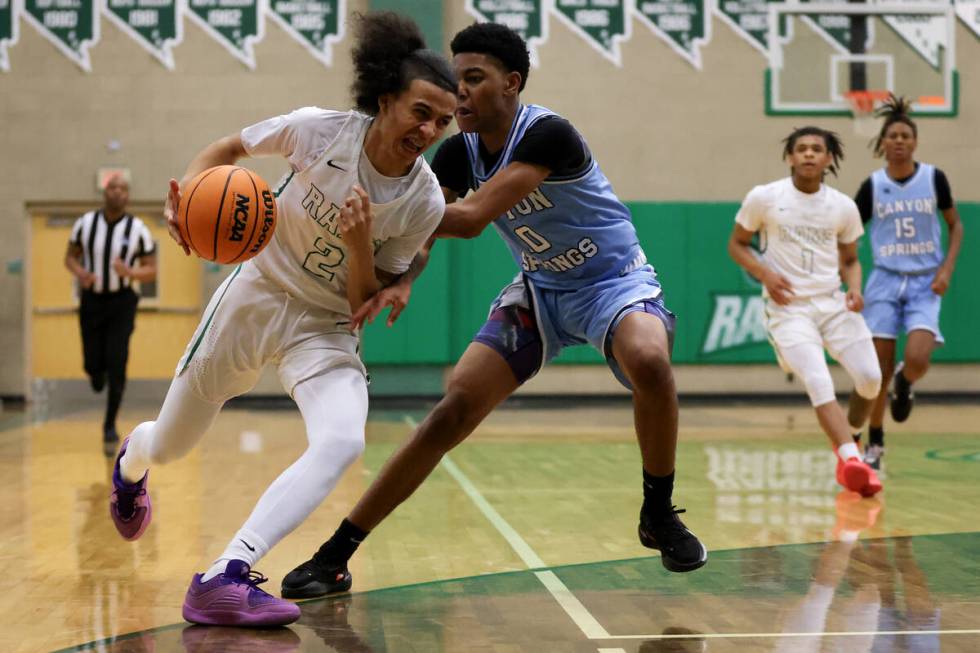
{"left": 2, "top": 396, "right": 979, "bottom": 652}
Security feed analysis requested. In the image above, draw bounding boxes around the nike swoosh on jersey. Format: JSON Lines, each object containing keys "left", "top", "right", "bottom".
{"left": 327, "top": 160, "right": 346, "bottom": 171}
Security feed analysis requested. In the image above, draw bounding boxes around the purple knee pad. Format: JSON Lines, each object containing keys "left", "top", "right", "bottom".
{"left": 473, "top": 305, "right": 543, "bottom": 385}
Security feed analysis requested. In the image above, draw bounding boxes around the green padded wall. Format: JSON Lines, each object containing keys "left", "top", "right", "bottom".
{"left": 361, "top": 203, "right": 979, "bottom": 366}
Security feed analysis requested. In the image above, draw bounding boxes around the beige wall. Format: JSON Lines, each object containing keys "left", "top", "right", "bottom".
{"left": 2, "top": 5, "right": 978, "bottom": 394}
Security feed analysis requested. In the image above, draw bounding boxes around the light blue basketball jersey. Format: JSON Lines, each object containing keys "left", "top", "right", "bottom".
{"left": 869, "top": 163, "right": 944, "bottom": 273}
{"left": 462, "top": 104, "right": 644, "bottom": 291}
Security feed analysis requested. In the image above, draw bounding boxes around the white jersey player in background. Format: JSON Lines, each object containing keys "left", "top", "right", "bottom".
{"left": 728, "top": 126, "right": 883, "bottom": 498}
{"left": 106, "top": 11, "right": 457, "bottom": 627}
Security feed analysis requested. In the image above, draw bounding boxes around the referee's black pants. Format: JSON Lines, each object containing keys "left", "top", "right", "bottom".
{"left": 79, "top": 289, "right": 138, "bottom": 436}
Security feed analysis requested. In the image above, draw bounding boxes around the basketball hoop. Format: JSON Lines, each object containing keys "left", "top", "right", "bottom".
{"left": 844, "top": 90, "right": 891, "bottom": 137}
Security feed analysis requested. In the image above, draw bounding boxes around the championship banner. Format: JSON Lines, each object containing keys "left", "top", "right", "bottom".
{"left": 1, "top": 0, "right": 17, "bottom": 71}
{"left": 883, "top": 7, "right": 947, "bottom": 69}
{"left": 267, "top": 0, "right": 342, "bottom": 67}
{"left": 187, "top": 0, "right": 262, "bottom": 68}
{"left": 23, "top": 0, "right": 100, "bottom": 70}
{"left": 798, "top": 0, "right": 872, "bottom": 55}
{"left": 103, "top": 0, "right": 182, "bottom": 69}
{"left": 715, "top": 0, "right": 777, "bottom": 54}
{"left": 634, "top": 0, "right": 711, "bottom": 69}
{"left": 467, "top": 0, "right": 547, "bottom": 66}
{"left": 956, "top": 0, "right": 980, "bottom": 39}
{"left": 553, "top": 0, "right": 630, "bottom": 66}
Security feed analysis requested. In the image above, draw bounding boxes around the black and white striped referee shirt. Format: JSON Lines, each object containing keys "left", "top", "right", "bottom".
{"left": 70, "top": 211, "right": 156, "bottom": 294}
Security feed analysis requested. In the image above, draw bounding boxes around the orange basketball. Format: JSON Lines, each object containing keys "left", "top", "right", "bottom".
{"left": 177, "top": 165, "right": 277, "bottom": 264}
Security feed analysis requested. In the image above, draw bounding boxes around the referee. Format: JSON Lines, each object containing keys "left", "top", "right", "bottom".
{"left": 64, "top": 175, "right": 157, "bottom": 455}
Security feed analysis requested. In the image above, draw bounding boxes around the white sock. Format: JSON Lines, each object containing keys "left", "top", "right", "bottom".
{"left": 201, "top": 559, "right": 232, "bottom": 582}
{"left": 837, "top": 442, "right": 861, "bottom": 462}
{"left": 120, "top": 422, "right": 154, "bottom": 484}
{"left": 210, "top": 527, "right": 268, "bottom": 574}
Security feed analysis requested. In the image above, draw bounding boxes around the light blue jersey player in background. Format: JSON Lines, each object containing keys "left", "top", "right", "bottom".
{"left": 283, "top": 21, "right": 706, "bottom": 599}
{"left": 854, "top": 96, "right": 964, "bottom": 469}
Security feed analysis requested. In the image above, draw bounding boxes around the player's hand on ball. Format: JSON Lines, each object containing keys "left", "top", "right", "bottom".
{"left": 165, "top": 178, "right": 190, "bottom": 256}
{"left": 350, "top": 282, "right": 412, "bottom": 331}
{"left": 339, "top": 185, "right": 373, "bottom": 248}
{"left": 931, "top": 266, "right": 951, "bottom": 295}
{"left": 762, "top": 269, "right": 795, "bottom": 305}
{"left": 845, "top": 288, "right": 864, "bottom": 312}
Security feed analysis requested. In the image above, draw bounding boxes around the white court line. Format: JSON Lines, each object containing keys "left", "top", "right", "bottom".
{"left": 401, "top": 415, "right": 611, "bottom": 640}
{"left": 439, "top": 453, "right": 611, "bottom": 639}
{"left": 597, "top": 649, "right": 628, "bottom": 653}
{"left": 601, "top": 629, "right": 980, "bottom": 640}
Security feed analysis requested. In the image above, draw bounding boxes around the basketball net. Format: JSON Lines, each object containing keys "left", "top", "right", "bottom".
{"left": 845, "top": 90, "right": 890, "bottom": 137}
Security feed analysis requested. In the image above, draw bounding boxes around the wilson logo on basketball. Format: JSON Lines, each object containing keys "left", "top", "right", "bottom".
{"left": 177, "top": 165, "right": 278, "bottom": 264}
{"left": 229, "top": 194, "right": 250, "bottom": 242}
{"left": 249, "top": 191, "right": 276, "bottom": 254}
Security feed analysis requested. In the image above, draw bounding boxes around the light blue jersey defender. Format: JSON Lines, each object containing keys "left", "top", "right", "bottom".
{"left": 867, "top": 163, "right": 944, "bottom": 274}
{"left": 863, "top": 163, "right": 946, "bottom": 342}
{"left": 463, "top": 104, "right": 647, "bottom": 290}
{"left": 465, "top": 105, "right": 671, "bottom": 388}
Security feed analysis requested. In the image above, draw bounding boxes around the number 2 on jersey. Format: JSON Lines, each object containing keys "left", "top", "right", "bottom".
{"left": 303, "top": 237, "right": 345, "bottom": 281}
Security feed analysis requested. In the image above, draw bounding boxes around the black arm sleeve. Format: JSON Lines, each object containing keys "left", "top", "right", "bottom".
{"left": 430, "top": 133, "right": 470, "bottom": 196}
{"left": 511, "top": 117, "right": 589, "bottom": 177}
{"left": 854, "top": 178, "right": 874, "bottom": 224}
{"left": 934, "top": 168, "right": 953, "bottom": 211}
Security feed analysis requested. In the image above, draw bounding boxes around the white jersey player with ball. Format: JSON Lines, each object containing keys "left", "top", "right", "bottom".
{"left": 728, "top": 126, "right": 883, "bottom": 498}
{"left": 106, "top": 12, "right": 458, "bottom": 629}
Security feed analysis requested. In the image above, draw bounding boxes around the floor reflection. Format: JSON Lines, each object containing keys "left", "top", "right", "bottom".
{"left": 10, "top": 402, "right": 979, "bottom": 652}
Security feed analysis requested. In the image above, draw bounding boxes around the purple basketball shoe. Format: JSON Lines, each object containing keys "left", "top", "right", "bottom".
{"left": 109, "top": 437, "right": 152, "bottom": 541}
{"left": 182, "top": 560, "right": 301, "bottom": 627}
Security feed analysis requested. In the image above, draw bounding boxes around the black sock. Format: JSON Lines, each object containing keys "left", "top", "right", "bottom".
{"left": 318, "top": 518, "right": 369, "bottom": 566}
{"left": 896, "top": 369, "right": 910, "bottom": 389}
{"left": 642, "top": 469, "right": 674, "bottom": 516}
{"left": 869, "top": 426, "right": 885, "bottom": 446}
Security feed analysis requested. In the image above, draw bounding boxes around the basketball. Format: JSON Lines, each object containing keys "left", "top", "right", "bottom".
{"left": 177, "top": 165, "right": 278, "bottom": 264}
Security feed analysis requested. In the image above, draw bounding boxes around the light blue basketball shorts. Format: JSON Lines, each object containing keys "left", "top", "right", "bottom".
{"left": 475, "top": 265, "right": 675, "bottom": 389}
{"left": 863, "top": 267, "right": 944, "bottom": 343}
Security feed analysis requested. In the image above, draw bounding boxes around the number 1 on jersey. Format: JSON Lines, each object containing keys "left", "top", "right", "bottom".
{"left": 801, "top": 247, "right": 814, "bottom": 274}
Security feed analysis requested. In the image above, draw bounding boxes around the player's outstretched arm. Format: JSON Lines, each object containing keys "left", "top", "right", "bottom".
{"left": 178, "top": 134, "right": 249, "bottom": 188}
{"left": 165, "top": 134, "right": 249, "bottom": 255}
{"left": 351, "top": 237, "right": 436, "bottom": 330}
{"left": 435, "top": 161, "right": 550, "bottom": 239}
{"left": 728, "top": 224, "right": 794, "bottom": 305}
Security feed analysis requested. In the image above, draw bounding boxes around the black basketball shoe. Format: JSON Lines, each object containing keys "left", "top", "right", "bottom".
{"left": 281, "top": 548, "right": 353, "bottom": 599}
{"left": 890, "top": 363, "right": 914, "bottom": 423}
{"left": 639, "top": 506, "right": 708, "bottom": 573}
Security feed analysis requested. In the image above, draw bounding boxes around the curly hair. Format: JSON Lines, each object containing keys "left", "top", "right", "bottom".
{"left": 350, "top": 11, "right": 457, "bottom": 116}
{"left": 872, "top": 94, "right": 917, "bottom": 157}
{"left": 451, "top": 22, "right": 531, "bottom": 92}
{"left": 782, "top": 126, "right": 845, "bottom": 177}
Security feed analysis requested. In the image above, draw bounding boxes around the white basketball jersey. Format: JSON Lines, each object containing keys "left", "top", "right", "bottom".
{"left": 735, "top": 177, "right": 863, "bottom": 298}
{"left": 241, "top": 108, "right": 444, "bottom": 316}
